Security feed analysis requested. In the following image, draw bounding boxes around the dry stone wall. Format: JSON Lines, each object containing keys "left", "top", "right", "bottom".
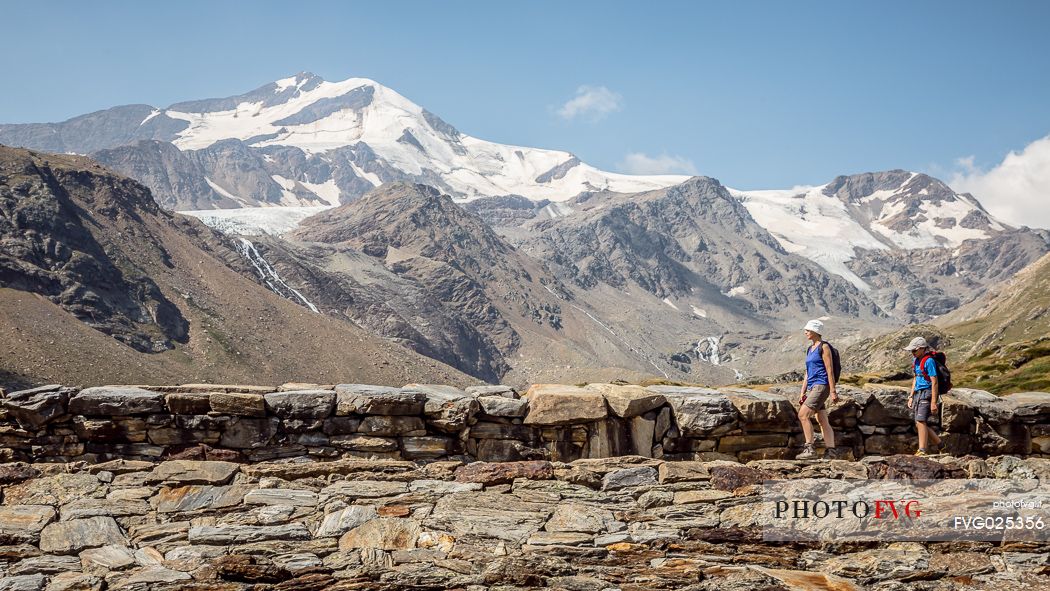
{"left": 1, "top": 382, "right": 1048, "bottom": 464}
{"left": 0, "top": 455, "right": 1049, "bottom": 590}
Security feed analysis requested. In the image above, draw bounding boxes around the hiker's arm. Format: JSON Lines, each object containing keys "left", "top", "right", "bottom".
{"left": 818, "top": 344, "right": 835, "bottom": 400}
{"left": 908, "top": 373, "right": 917, "bottom": 408}
{"left": 800, "top": 370, "right": 808, "bottom": 402}
{"left": 930, "top": 361, "right": 939, "bottom": 412}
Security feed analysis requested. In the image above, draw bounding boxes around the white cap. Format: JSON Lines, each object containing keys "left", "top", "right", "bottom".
{"left": 804, "top": 319, "right": 824, "bottom": 334}
{"left": 904, "top": 337, "right": 928, "bottom": 351}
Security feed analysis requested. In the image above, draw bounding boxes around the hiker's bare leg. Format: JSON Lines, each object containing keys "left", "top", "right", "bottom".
{"left": 817, "top": 410, "right": 835, "bottom": 448}
{"left": 798, "top": 405, "right": 815, "bottom": 444}
{"left": 917, "top": 422, "right": 929, "bottom": 449}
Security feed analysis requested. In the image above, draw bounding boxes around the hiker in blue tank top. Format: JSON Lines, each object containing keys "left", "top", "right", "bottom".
{"left": 904, "top": 336, "right": 942, "bottom": 456}
{"left": 797, "top": 319, "right": 839, "bottom": 460}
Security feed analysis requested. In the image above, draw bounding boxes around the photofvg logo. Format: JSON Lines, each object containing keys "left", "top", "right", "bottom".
{"left": 774, "top": 498, "right": 922, "bottom": 520}
{"left": 760, "top": 479, "right": 1050, "bottom": 542}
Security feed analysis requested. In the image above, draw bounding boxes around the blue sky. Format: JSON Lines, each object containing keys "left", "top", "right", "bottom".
{"left": 2, "top": 1, "right": 1049, "bottom": 201}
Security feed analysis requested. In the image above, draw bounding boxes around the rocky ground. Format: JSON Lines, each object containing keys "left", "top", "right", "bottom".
{"left": 1, "top": 455, "right": 1048, "bottom": 591}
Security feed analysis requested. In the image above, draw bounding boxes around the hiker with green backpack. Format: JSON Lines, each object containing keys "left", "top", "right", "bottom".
{"left": 797, "top": 319, "right": 840, "bottom": 460}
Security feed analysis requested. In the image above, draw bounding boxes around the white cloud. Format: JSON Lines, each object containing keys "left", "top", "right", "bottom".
{"left": 557, "top": 85, "right": 622, "bottom": 121}
{"left": 948, "top": 135, "right": 1050, "bottom": 229}
{"left": 618, "top": 152, "right": 698, "bottom": 176}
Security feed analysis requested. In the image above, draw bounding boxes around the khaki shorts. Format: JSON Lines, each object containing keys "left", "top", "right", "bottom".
{"left": 803, "top": 384, "right": 831, "bottom": 411}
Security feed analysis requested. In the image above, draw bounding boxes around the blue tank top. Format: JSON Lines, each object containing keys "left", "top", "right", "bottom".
{"left": 806, "top": 343, "right": 829, "bottom": 388}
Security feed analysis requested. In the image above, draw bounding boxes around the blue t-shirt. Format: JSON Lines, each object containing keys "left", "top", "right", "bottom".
{"left": 914, "top": 356, "right": 938, "bottom": 390}
{"left": 805, "top": 343, "right": 829, "bottom": 388}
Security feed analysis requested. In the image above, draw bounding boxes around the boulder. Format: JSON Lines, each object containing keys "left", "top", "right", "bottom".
{"left": 335, "top": 385, "right": 426, "bottom": 416}
{"left": 263, "top": 390, "right": 335, "bottom": 419}
{"left": 1, "top": 385, "right": 72, "bottom": 429}
{"left": 584, "top": 384, "right": 665, "bottom": 418}
{"left": 523, "top": 385, "right": 607, "bottom": 425}
{"left": 67, "top": 387, "right": 164, "bottom": 416}
{"left": 648, "top": 386, "right": 737, "bottom": 437}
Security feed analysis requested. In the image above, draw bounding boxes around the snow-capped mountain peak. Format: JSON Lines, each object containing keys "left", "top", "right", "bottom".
{"left": 156, "top": 73, "right": 688, "bottom": 204}
{"left": 730, "top": 170, "right": 1009, "bottom": 289}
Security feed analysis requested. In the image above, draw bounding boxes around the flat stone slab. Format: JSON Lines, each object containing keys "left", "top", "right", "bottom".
{"left": 335, "top": 385, "right": 426, "bottom": 415}
{"left": 1, "top": 385, "right": 72, "bottom": 429}
{"left": 339, "top": 517, "right": 421, "bottom": 550}
{"left": 210, "top": 392, "right": 267, "bottom": 417}
{"left": 0, "top": 505, "right": 56, "bottom": 537}
{"left": 187, "top": 524, "right": 311, "bottom": 544}
{"left": 39, "top": 516, "right": 128, "bottom": 554}
{"left": 8, "top": 554, "right": 82, "bottom": 575}
{"left": 79, "top": 544, "right": 136, "bottom": 570}
{"left": 244, "top": 488, "right": 319, "bottom": 507}
{"left": 454, "top": 461, "right": 554, "bottom": 485}
{"left": 1003, "top": 392, "right": 1050, "bottom": 419}
{"left": 523, "top": 385, "right": 607, "bottom": 425}
{"left": 322, "top": 480, "right": 409, "bottom": 499}
{"left": 477, "top": 395, "right": 528, "bottom": 418}
{"left": 152, "top": 485, "right": 246, "bottom": 513}
{"left": 67, "top": 387, "right": 164, "bottom": 415}
{"left": 263, "top": 390, "right": 336, "bottom": 419}
{"left": 585, "top": 384, "right": 666, "bottom": 418}
{"left": 145, "top": 460, "right": 239, "bottom": 485}
{"left": 648, "top": 386, "right": 738, "bottom": 437}
{"left": 315, "top": 505, "right": 379, "bottom": 538}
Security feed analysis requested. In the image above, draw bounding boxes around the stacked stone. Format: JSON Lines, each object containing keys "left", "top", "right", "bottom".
{"left": 1, "top": 382, "right": 1049, "bottom": 464}
{"left": 0, "top": 454, "right": 1048, "bottom": 590}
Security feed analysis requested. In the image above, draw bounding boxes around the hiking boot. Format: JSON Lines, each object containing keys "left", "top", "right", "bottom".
{"left": 914, "top": 449, "right": 929, "bottom": 457}
{"left": 797, "top": 444, "right": 817, "bottom": 460}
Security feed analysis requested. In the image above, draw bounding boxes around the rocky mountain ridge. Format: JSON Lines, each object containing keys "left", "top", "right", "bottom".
{"left": 0, "top": 147, "right": 475, "bottom": 390}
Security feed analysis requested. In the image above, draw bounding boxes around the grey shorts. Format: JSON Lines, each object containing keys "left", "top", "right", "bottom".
{"left": 912, "top": 389, "right": 936, "bottom": 423}
{"left": 803, "top": 384, "right": 830, "bottom": 411}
